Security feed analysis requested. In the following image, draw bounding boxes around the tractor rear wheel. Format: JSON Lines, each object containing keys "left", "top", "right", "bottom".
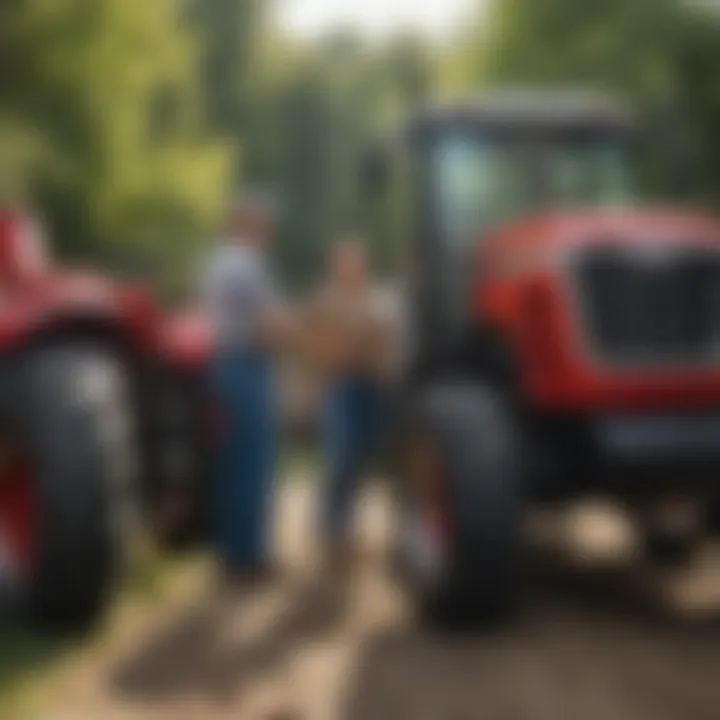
{"left": 2, "top": 344, "right": 135, "bottom": 630}
{"left": 394, "top": 383, "right": 523, "bottom": 630}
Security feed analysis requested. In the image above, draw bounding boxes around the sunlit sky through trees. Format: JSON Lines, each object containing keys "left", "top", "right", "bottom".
{"left": 278, "top": 0, "right": 479, "bottom": 39}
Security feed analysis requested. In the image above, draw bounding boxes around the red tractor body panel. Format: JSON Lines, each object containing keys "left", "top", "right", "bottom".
{"left": 0, "top": 272, "right": 161, "bottom": 357}
{"left": 0, "top": 211, "right": 162, "bottom": 358}
{"left": 159, "top": 310, "right": 212, "bottom": 373}
{"left": 475, "top": 208, "right": 720, "bottom": 412}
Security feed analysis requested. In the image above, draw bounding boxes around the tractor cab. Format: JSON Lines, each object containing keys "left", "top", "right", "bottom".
{"left": 414, "top": 90, "right": 637, "bottom": 244}
{"left": 397, "top": 90, "right": 639, "bottom": 361}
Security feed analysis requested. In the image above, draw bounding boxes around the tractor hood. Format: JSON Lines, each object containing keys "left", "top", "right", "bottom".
{"left": 0, "top": 269, "right": 161, "bottom": 355}
{"left": 485, "top": 207, "right": 720, "bottom": 269}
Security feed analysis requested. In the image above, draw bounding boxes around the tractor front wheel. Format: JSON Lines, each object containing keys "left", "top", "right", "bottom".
{"left": 394, "top": 383, "right": 523, "bottom": 630}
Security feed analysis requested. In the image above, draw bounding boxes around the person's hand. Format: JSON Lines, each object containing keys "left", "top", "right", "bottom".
{"left": 302, "top": 324, "right": 347, "bottom": 376}
{"left": 262, "top": 305, "right": 294, "bottom": 350}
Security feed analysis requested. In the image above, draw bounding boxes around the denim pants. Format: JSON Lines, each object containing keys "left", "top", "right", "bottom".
{"left": 208, "top": 353, "right": 276, "bottom": 569}
{"left": 322, "top": 377, "right": 385, "bottom": 543}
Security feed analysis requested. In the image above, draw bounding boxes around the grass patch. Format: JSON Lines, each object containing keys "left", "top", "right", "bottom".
{"left": 280, "top": 440, "right": 321, "bottom": 480}
{"left": 0, "top": 623, "right": 73, "bottom": 714}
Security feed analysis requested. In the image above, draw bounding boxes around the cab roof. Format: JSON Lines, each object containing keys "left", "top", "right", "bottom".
{"left": 409, "top": 88, "right": 636, "bottom": 134}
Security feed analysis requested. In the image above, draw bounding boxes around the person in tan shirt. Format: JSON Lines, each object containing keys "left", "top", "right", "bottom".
{"left": 302, "top": 237, "right": 395, "bottom": 565}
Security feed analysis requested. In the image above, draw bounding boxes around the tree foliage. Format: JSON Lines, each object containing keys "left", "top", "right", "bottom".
{"left": 7, "top": 0, "right": 720, "bottom": 297}
{"left": 0, "top": 0, "right": 433, "bottom": 290}
{"left": 243, "top": 31, "right": 433, "bottom": 288}
{"left": 476, "top": 0, "right": 720, "bottom": 202}
{"left": 1, "top": 0, "right": 232, "bottom": 289}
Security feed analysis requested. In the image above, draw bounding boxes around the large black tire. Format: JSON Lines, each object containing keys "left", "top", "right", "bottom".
{"left": 641, "top": 500, "right": 704, "bottom": 567}
{"left": 707, "top": 496, "right": 720, "bottom": 537}
{"left": 395, "top": 383, "right": 523, "bottom": 630}
{"left": 18, "top": 344, "right": 135, "bottom": 630}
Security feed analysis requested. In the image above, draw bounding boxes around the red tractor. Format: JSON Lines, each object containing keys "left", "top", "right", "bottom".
{"left": 382, "top": 90, "right": 720, "bottom": 627}
{"left": 0, "top": 210, "right": 210, "bottom": 629}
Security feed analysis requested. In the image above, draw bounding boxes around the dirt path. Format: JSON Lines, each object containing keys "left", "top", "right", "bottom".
{"left": 29, "top": 484, "right": 720, "bottom": 720}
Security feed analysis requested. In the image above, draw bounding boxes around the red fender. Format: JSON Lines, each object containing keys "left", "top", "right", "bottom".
{"left": 0, "top": 273, "right": 160, "bottom": 357}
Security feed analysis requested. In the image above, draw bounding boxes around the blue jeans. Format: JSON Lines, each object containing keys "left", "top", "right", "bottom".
{"left": 208, "top": 353, "right": 276, "bottom": 569}
{"left": 322, "top": 377, "right": 385, "bottom": 543}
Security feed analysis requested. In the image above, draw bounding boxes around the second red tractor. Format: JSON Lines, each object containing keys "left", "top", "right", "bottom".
{"left": 0, "top": 210, "right": 210, "bottom": 628}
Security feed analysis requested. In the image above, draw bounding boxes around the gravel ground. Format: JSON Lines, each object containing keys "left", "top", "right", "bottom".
{"left": 27, "top": 484, "right": 720, "bottom": 720}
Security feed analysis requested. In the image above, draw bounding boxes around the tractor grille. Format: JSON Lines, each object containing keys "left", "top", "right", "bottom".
{"left": 575, "top": 244, "right": 720, "bottom": 365}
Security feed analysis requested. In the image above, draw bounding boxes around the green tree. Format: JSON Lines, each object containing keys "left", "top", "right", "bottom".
{"left": 245, "top": 30, "right": 432, "bottom": 288}
{"left": 1, "top": 0, "right": 232, "bottom": 292}
{"left": 474, "top": 0, "right": 720, "bottom": 202}
{"left": 483, "top": 0, "right": 679, "bottom": 99}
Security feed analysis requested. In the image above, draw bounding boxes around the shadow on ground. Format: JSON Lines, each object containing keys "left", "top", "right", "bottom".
{"left": 113, "top": 570, "right": 352, "bottom": 705}
{"left": 340, "top": 564, "right": 720, "bottom": 720}
{"left": 111, "top": 543, "right": 720, "bottom": 720}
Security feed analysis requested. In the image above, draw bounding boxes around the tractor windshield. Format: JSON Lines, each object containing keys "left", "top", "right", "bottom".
{"left": 432, "top": 130, "right": 635, "bottom": 248}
